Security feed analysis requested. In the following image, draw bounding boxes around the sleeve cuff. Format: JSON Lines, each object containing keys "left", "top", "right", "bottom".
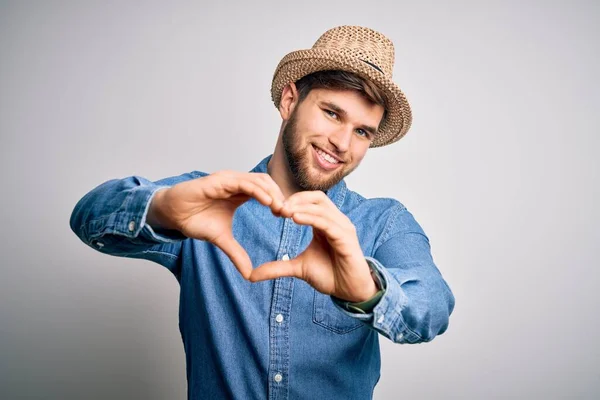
{"left": 137, "top": 187, "right": 188, "bottom": 242}
{"left": 98, "top": 185, "right": 187, "bottom": 244}
{"left": 331, "top": 257, "right": 423, "bottom": 344}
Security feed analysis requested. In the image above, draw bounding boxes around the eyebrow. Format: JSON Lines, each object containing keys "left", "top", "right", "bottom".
{"left": 320, "top": 101, "right": 379, "bottom": 137}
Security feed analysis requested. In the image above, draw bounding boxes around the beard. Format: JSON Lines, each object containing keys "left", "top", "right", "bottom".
{"left": 282, "top": 109, "right": 353, "bottom": 192}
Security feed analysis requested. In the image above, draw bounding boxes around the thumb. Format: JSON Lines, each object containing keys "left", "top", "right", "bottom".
{"left": 212, "top": 233, "right": 253, "bottom": 280}
{"left": 249, "top": 258, "right": 302, "bottom": 282}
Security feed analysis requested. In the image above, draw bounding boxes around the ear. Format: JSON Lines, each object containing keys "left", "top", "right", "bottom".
{"left": 279, "top": 82, "right": 299, "bottom": 120}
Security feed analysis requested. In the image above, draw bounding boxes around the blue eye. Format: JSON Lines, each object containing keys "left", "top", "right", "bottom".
{"left": 325, "top": 110, "right": 338, "bottom": 119}
{"left": 356, "top": 129, "right": 368, "bottom": 137}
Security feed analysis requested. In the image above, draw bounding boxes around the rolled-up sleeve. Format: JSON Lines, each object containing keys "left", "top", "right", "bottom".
{"left": 333, "top": 204, "right": 455, "bottom": 344}
{"left": 69, "top": 172, "right": 205, "bottom": 274}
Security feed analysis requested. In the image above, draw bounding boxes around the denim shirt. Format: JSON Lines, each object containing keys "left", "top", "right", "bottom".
{"left": 70, "top": 155, "right": 455, "bottom": 400}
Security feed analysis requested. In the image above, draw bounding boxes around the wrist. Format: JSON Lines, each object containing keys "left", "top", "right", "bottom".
{"left": 353, "top": 275, "right": 379, "bottom": 303}
{"left": 333, "top": 259, "right": 386, "bottom": 313}
{"left": 349, "top": 258, "right": 385, "bottom": 302}
{"left": 147, "top": 188, "right": 177, "bottom": 230}
{"left": 337, "top": 259, "right": 381, "bottom": 303}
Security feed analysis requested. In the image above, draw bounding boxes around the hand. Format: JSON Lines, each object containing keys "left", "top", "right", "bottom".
{"left": 249, "top": 191, "right": 378, "bottom": 303}
{"left": 148, "top": 171, "right": 285, "bottom": 279}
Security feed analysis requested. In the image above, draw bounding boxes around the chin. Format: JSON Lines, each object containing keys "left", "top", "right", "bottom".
{"left": 297, "top": 153, "right": 348, "bottom": 192}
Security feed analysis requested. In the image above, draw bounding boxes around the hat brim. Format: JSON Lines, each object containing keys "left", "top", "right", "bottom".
{"left": 271, "top": 48, "right": 412, "bottom": 148}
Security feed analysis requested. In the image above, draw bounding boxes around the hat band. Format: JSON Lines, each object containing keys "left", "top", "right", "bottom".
{"left": 359, "top": 59, "right": 384, "bottom": 74}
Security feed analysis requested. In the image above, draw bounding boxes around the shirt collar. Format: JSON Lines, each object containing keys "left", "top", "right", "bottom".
{"left": 251, "top": 154, "right": 347, "bottom": 209}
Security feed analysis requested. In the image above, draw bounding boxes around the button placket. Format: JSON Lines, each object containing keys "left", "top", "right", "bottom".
{"left": 267, "top": 219, "right": 298, "bottom": 399}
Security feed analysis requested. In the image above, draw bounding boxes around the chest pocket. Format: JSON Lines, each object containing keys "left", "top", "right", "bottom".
{"left": 312, "top": 290, "right": 365, "bottom": 334}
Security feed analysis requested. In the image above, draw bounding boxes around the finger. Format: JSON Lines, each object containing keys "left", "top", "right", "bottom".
{"left": 249, "top": 173, "right": 286, "bottom": 213}
{"left": 290, "top": 212, "right": 349, "bottom": 243}
{"left": 229, "top": 173, "right": 285, "bottom": 213}
{"left": 280, "top": 201, "right": 332, "bottom": 219}
{"left": 283, "top": 190, "right": 335, "bottom": 210}
{"left": 212, "top": 232, "right": 253, "bottom": 280}
{"left": 212, "top": 171, "right": 285, "bottom": 214}
{"left": 282, "top": 203, "right": 350, "bottom": 232}
{"left": 284, "top": 190, "right": 325, "bottom": 205}
{"left": 213, "top": 172, "right": 271, "bottom": 206}
{"left": 225, "top": 176, "right": 281, "bottom": 211}
{"left": 249, "top": 259, "right": 302, "bottom": 282}
{"left": 237, "top": 179, "right": 275, "bottom": 207}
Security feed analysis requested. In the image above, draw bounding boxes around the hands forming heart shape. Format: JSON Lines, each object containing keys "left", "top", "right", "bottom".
{"left": 147, "top": 171, "right": 378, "bottom": 303}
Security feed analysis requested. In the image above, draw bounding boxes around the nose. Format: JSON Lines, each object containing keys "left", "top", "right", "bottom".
{"left": 328, "top": 125, "right": 353, "bottom": 153}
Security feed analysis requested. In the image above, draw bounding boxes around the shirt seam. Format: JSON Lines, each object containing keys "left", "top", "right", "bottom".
{"left": 374, "top": 203, "right": 404, "bottom": 249}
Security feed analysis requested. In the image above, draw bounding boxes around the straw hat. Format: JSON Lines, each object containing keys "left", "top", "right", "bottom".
{"left": 271, "top": 25, "right": 412, "bottom": 148}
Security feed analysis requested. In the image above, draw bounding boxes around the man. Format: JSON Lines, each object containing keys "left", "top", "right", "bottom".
{"left": 70, "top": 25, "right": 455, "bottom": 399}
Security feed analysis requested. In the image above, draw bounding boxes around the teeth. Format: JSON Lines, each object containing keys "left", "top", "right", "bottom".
{"left": 316, "top": 147, "right": 339, "bottom": 164}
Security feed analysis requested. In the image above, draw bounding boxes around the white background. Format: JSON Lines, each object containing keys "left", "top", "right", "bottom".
{"left": 1, "top": 0, "right": 598, "bottom": 398}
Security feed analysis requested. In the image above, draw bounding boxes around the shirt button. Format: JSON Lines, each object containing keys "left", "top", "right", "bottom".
{"left": 95, "top": 241, "right": 104, "bottom": 248}
{"left": 274, "top": 373, "right": 283, "bottom": 383}
{"left": 282, "top": 254, "right": 290, "bottom": 261}
{"left": 396, "top": 333, "right": 404, "bottom": 342}
{"left": 275, "top": 314, "right": 284, "bottom": 323}
{"left": 128, "top": 220, "right": 136, "bottom": 232}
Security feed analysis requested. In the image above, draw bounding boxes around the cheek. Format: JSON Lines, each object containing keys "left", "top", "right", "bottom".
{"left": 301, "top": 113, "right": 329, "bottom": 135}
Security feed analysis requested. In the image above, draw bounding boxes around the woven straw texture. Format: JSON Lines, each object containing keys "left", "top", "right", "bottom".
{"left": 271, "top": 26, "right": 412, "bottom": 147}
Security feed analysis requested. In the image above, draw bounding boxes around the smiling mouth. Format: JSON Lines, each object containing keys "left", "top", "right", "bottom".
{"left": 312, "top": 145, "right": 343, "bottom": 170}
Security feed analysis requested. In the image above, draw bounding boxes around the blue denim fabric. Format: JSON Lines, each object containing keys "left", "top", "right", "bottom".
{"left": 70, "top": 154, "right": 455, "bottom": 400}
